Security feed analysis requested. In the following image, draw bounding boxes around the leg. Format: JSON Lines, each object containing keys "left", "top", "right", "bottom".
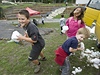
{"left": 28, "top": 44, "right": 43, "bottom": 73}
{"left": 32, "top": 59, "right": 40, "bottom": 65}
{"left": 60, "top": 26, "right": 63, "bottom": 34}
{"left": 39, "top": 51, "right": 46, "bottom": 61}
{"left": 61, "top": 57, "right": 70, "bottom": 75}
{"left": 32, "top": 59, "right": 41, "bottom": 73}
{"left": 42, "top": 20, "right": 44, "bottom": 24}
{"left": 40, "top": 51, "right": 44, "bottom": 58}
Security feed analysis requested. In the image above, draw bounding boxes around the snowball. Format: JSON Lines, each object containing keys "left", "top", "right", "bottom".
{"left": 11, "top": 31, "right": 21, "bottom": 42}
{"left": 61, "top": 26, "right": 69, "bottom": 33}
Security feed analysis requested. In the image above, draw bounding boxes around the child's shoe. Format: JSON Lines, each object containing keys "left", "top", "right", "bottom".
{"left": 34, "top": 65, "right": 40, "bottom": 73}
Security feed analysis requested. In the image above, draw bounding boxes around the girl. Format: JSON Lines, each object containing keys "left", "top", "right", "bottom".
{"left": 65, "top": 7, "right": 85, "bottom": 38}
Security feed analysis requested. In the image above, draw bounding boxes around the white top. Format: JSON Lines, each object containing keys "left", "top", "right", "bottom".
{"left": 60, "top": 18, "right": 66, "bottom": 26}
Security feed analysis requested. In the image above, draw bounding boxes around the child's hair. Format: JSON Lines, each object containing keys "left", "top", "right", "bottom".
{"left": 61, "top": 14, "right": 64, "bottom": 17}
{"left": 18, "top": 10, "right": 30, "bottom": 19}
{"left": 77, "top": 27, "right": 90, "bottom": 39}
{"left": 69, "top": 6, "right": 84, "bottom": 21}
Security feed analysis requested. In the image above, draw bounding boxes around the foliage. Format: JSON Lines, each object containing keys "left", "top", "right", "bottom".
{"left": 54, "top": 14, "right": 69, "bottom": 19}
{"left": 0, "top": 7, "right": 5, "bottom": 19}
{"left": 6, "top": 0, "right": 76, "bottom": 3}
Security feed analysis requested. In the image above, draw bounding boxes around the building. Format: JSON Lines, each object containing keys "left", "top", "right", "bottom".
{"left": 76, "top": 0, "right": 90, "bottom": 6}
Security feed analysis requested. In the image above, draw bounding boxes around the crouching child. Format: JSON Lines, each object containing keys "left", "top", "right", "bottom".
{"left": 54, "top": 27, "right": 90, "bottom": 75}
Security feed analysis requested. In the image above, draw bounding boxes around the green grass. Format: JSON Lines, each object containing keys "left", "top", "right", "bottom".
{"left": 0, "top": 22, "right": 99, "bottom": 75}
{"left": 0, "top": 2, "right": 65, "bottom": 9}
{"left": 54, "top": 14, "right": 69, "bottom": 19}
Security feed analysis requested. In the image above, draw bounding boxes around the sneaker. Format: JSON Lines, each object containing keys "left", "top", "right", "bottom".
{"left": 38, "top": 57, "right": 47, "bottom": 61}
{"left": 34, "top": 65, "right": 40, "bottom": 73}
{"left": 59, "top": 68, "right": 62, "bottom": 72}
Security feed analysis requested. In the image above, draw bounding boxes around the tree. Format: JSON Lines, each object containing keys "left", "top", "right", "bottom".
{"left": 0, "top": 0, "right": 2, "bottom": 3}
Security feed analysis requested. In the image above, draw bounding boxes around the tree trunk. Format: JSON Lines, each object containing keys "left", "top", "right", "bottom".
{"left": 0, "top": 0, "right": 2, "bottom": 3}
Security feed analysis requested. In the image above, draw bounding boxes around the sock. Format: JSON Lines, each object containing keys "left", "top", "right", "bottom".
{"left": 43, "top": 57, "right": 45, "bottom": 59}
{"left": 38, "top": 62, "right": 40, "bottom": 65}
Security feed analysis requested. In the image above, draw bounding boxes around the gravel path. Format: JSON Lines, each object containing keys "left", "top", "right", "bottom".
{"left": 0, "top": 20, "right": 54, "bottom": 39}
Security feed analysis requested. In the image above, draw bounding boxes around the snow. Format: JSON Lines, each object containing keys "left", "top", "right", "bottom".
{"left": 81, "top": 47, "right": 100, "bottom": 68}
{"left": 11, "top": 31, "right": 21, "bottom": 42}
{"left": 2, "top": 1, "right": 17, "bottom": 5}
{"left": 61, "top": 26, "right": 69, "bottom": 33}
{"left": 72, "top": 67, "right": 82, "bottom": 74}
{"left": 86, "top": 26, "right": 95, "bottom": 34}
{"left": 72, "top": 41, "right": 100, "bottom": 75}
{"left": 46, "top": 7, "right": 66, "bottom": 19}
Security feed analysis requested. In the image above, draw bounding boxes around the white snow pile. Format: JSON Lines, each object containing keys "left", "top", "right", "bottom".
{"left": 7, "top": 31, "right": 22, "bottom": 43}
{"left": 80, "top": 48, "right": 100, "bottom": 69}
{"left": 2, "top": 1, "right": 17, "bottom": 5}
{"left": 72, "top": 67, "right": 82, "bottom": 75}
{"left": 86, "top": 26, "right": 97, "bottom": 40}
{"left": 86, "top": 26, "right": 95, "bottom": 34}
{"left": 71, "top": 42, "right": 100, "bottom": 75}
{"left": 61, "top": 26, "right": 69, "bottom": 33}
{"left": 46, "top": 7, "right": 66, "bottom": 19}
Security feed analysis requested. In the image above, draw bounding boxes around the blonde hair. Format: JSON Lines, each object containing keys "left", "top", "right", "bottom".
{"left": 77, "top": 27, "right": 90, "bottom": 39}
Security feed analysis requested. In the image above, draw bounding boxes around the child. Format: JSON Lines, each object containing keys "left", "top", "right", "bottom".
{"left": 41, "top": 16, "right": 45, "bottom": 24}
{"left": 17, "top": 10, "right": 46, "bottom": 73}
{"left": 60, "top": 14, "right": 66, "bottom": 35}
{"left": 65, "top": 7, "right": 85, "bottom": 38}
{"left": 54, "top": 27, "right": 90, "bottom": 75}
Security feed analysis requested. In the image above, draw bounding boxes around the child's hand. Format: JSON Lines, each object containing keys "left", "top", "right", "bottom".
{"left": 24, "top": 32, "right": 29, "bottom": 37}
{"left": 77, "top": 47, "right": 84, "bottom": 51}
{"left": 17, "top": 35, "right": 25, "bottom": 40}
{"left": 78, "top": 42, "right": 85, "bottom": 50}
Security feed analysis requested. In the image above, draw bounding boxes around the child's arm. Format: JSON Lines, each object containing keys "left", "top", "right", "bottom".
{"left": 24, "top": 32, "right": 28, "bottom": 37}
{"left": 17, "top": 35, "right": 37, "bottom": 45}
{"left": 77, "top": 47, "right": 84, "bottom": 51}
{"left": 69, "top": 47, "right": 83, "bottom": 53}
{"left": 69, "top": 47, "right": 77, "bottom": 52}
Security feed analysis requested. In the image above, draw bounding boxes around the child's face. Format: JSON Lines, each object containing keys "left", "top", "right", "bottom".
{"left": 73, "top": 8, "right": 81, "bottom": 17}
{"left": 77, "top": 34, "right": 85, "bottom": 42}
{"left": 17, "top": 14, "right": 29, "bottom": 27}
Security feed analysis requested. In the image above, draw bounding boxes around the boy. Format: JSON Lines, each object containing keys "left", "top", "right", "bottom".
{"left": 17, "top": 10, "right": 46, "bottom": 73}
{"left": 55, "top": 27, "right": 90, "bottom": 75}
{"left": 60, "top": 14, "right": 66, "bottom": 35}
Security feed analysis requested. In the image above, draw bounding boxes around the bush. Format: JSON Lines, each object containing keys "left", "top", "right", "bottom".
{"left": 0, "top": 7, "right": 5, "bottom": 19}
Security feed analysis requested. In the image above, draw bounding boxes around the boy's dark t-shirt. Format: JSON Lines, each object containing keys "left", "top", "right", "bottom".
{"left": 62, "top": 37, "right": 78, "bottom": 55}
{"left": 23, "top": 22, "right": 45, "bottom": 47}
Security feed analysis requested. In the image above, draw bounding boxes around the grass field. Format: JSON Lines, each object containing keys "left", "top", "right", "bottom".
{"left": 0, "top": 22, "right": 99, "bottom": 75}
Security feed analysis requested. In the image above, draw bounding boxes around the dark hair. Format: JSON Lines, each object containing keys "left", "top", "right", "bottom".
{"left": 61, "top": 14, "right": 64, "bottom": 17}
{"left": 69, "top": 7, "right": 84, "bottom": 22}
{"left": 18, "top": 10, "right": 30, "bottom": 19}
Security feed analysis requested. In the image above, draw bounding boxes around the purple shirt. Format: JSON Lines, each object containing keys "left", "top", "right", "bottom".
{"left": 66, "top": 17, "right": 85, "bottom": 37}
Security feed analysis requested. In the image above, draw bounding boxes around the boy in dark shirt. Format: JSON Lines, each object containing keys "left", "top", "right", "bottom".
{"left": 17, "top": 10, "right": 46, "bottom": 73}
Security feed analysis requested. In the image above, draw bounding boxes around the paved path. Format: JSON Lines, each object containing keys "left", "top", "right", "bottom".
{"left": 0, "top": 19, "right": 57, "bottom": 39}
{"left": 0, "top": 20, "right": 24, "bottom": 39}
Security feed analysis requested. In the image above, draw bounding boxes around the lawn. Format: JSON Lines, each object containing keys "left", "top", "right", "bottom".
{"left": 0, "top": 22, "right": 99, "bottom": 75}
